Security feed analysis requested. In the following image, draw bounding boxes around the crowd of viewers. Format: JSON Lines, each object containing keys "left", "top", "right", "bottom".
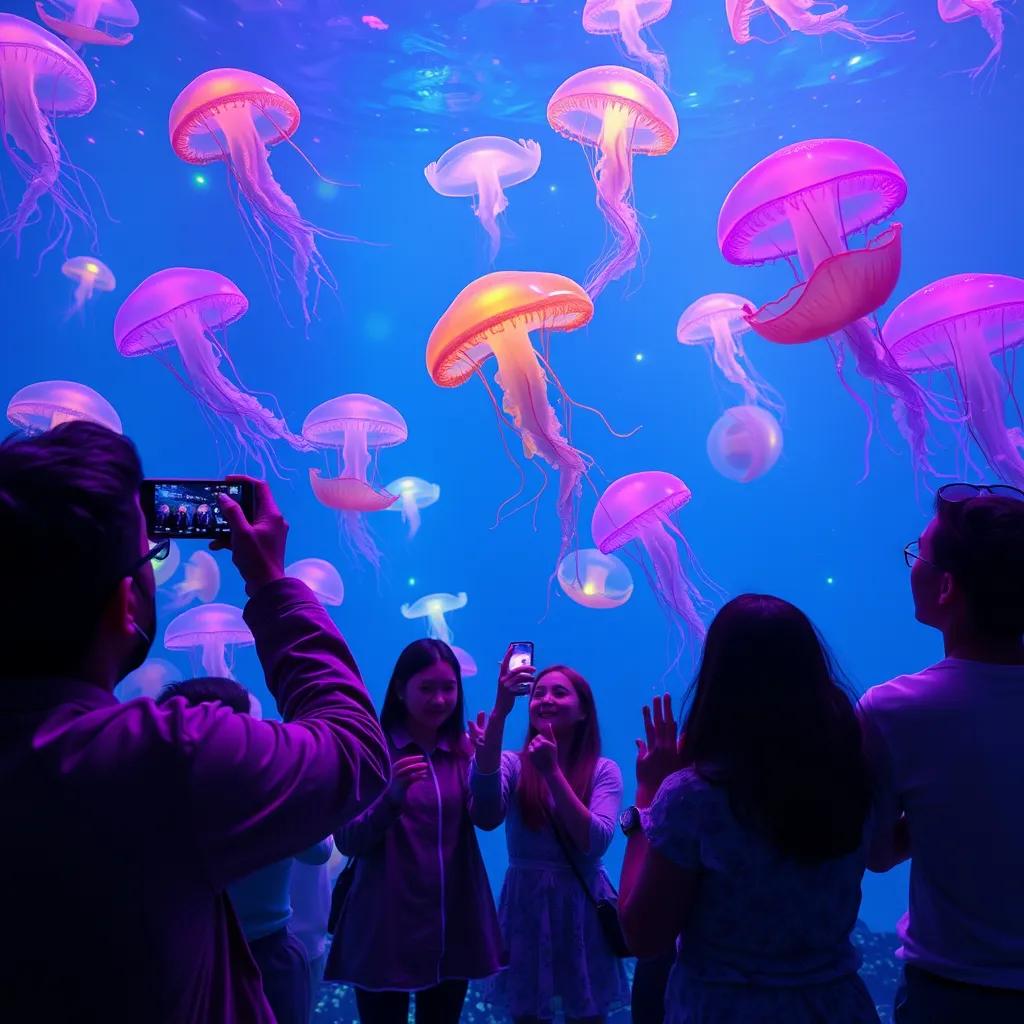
{"left": 1, "top": 421, "right": 1023, "bottom": 1024}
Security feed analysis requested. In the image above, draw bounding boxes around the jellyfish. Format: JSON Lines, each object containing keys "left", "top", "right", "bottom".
{"left": 718, "top": 138, "right": 932, "bottom": 473}
{"left": 62, "top": 256, "right": 115, "bottom": 316}
{"left": 6, "top": 379, "right": 122, "bottom": 434}
{"left": 883, "top": 274, "right": 1024, "bottom": 488}
{"left": 401, "top": 592, "right": 468, "bottom": 646}
{"left": 0, "top": 14, "right": 96, "bottom": 253}
{"left": 169, "top": 69, "right": 334, "bottom": 324}
{"left": 35, "top": 0, "right": 139, "bottom": 47}
{"left": 582, "top": 0, "right": 670, "bottom": 85}
{"left": 303, "top": 394, "right": 406, "bottom": 569}
{"left": 152, "top": 540, "right": 181, "bottom": 588}
{"left": 726, "top": 0, "right": 911, "bottom": 45}
{"left": 547, "top": 66, "right": 678, "bottom": 299}
{"left": 286, "top": 557, "right": 344, "bottom": 606}
{"left": 451, "top": 646, "right": 478, "bottom": 678}
{"left": 425, "top": 137, "right": 541, "bottom": 261}
{"left": 164, "top": 603, "right": 254, "bottom": 679}
{"left": 592, "top": 471, "right": 711, "bottom": 644}
{"left": 166, "top": 550, "right": 220, "bottom": 610}
{"left": 707, "top": 406, "right": 783, "bottom": 483}
{"left": 938, "top": 1, "right": 1003, "bottom": 80}
{"left": 676, "top": 293, "right": 781, "bottom": 410}
{"left": 384, "top": 477, "right": 440, "bottom": 540}
{"left": 557, "top": 548, "right": 634, "bottom": 609}
{"left": 114, "top": 658, "right": 181, "bottom": 702}
{"left": 114, "top": 268, "right": 312, "bottom": 469}
{"left": 427, "top": 271, "right": 594, "bottom": 559}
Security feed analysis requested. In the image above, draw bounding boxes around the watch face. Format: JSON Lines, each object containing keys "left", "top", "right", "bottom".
{"left": 620, "top": 806, "right": 640, "bottom": 833}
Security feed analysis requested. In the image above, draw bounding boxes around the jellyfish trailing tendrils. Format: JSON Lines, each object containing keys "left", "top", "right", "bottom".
{"left": 165, "top": 550, "right": 220, "bottom": 610}
{"left": 938, "top": 1, "right": 1004, "bottom": 81}
{"left": 582, "top": 0, "right": 671, "bottom": 85}
{"left": 401, "top": 592, "right": 468, "bottom": 646}
{"left": 163, "top": 604, "right": 253, "bottom": 679}
{"left": 35, "top": 0, "right": 139, "bottom": 48}
{"left": 62, "top": 256, "right": 114, "bottom": 316}
{"left": 726, "top": 0, "right": 912, "bottom": 45}
{"left": 6, "top": 379, "right": 121, "bottom": 434}
{"left": 384, "top": 477, "right": 440, "bottom": 539}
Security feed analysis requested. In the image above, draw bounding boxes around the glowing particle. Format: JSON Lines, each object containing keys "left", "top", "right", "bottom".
{"left": 635, "top": 352, "right": 644, "bottom": 362}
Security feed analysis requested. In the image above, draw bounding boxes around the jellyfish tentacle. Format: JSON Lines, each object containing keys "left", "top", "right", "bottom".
{"left": 402, "top": 492, "right": 422, "bottom": 539}
{"left": 199, "top": 641, "right": 230, "bottom": 678}
{"left": 473, "top": 160, "right": 509, "bottom": 262}
{"left": 616, "top": 2, "right": 669, "bottom": 84}
{"left": 643, "top": 520, "right": 707, "bottom": 645}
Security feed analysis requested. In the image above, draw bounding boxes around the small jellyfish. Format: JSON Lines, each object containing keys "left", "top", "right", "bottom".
{"left": 548, "top": 66, "right": 678, "bottom": 299}
{"left": 166, "top": 550, "right": 220, "bottom": 610}
{"left": 303, "top": 394, "right": 406, "bottom": 569}
{"left": 384, "top": 477, "right": 440, "bottom": 539}
{"left": 707, "top": 406, "right": 783, "bottom": 483}
{"left": 286, "top": 557, "right": 344, "bottom": 606}
{"left": 938, "top": 1, "right": 1003, "bottom": 80}
{"left": 152, "top": 540, "right": 181, "bottom": 588}
{"left": 582, "top": 0, "right": 670, "bottom": 84}
{"left": 676, "top": 293, "right": 781, "bottom": 410}
{"left": 557, "top": 548, "right": 634, "bottom": 609}
{"left": 114, "top": 268, "right": 312, "bottom": 469}
{"left": 425, "top": 137, "right": 541, "bottom": 261}
{"left": 62, "top": 256, "right": 115, "bottom": 316}
{"left": 35, "top": 0, "right": 139, "bottom": 48}
{"left": 6, "top": 379, "right": 122, "bottom": 434}
{"left": 451, "top": 646, "right": 478, "bottom": 678}
{"left": 0, "top": 14, "right": 96, "bottom": 253}
{"left": 401, "top": 592, "right": 468, "bottom": 646}
{"left": 726, "top": 0, "right": 911, "bottom": 45}
{"left": 115, "top": 658, "right": 181, "bottom": 702}
{"left": 164, "top": 603, "right": 254, "bottom": 679}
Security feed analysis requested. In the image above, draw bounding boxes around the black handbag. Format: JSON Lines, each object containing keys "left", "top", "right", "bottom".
{"left": 326, "top": 855, "right": 357, "bottom": 934}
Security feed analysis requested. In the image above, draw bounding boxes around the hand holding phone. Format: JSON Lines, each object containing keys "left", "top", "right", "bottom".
{"left": 211, "top": 476, "right": 288, "bottom": 597}
{"left": 143, "top": 478, "right": 255, "bottom": 540}
{"left": 495, "top": 642, "right": 535, "bottom": 717}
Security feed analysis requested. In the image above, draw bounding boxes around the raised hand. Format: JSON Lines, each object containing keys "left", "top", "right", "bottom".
{"left": 387, "top": 754, "right": 430, "bottom": 805}
{"left": 635, "top": 693, "right": 683, "bottom": 797}
{"left": 494, "top": 646, "right": 535, "bottom": 718}
{"left": 211, "top": 476, "right": 287, "bottom": 597}
{"left": 468, "top": 710, "right": 488, "bottom": 749}
{"left": 526, "top": 722, "right": 559, "bottom": 777}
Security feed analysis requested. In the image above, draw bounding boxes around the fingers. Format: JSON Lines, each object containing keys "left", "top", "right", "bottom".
{"left": 642, "top": 704, "right": 656, "bottom": 747}
{"left": 544, "top": 721, "right": 556, "bottom": 743}
{"left": 476, "top": 710, "right": 486, "bottom": 726}
{"left": 635, "top": 739, "right": 648, "bottom": 757}
{"left": 217, "top": 491, "right": 248, "bottom": 534}
{"left": 226, "top": 475, "right": 271, "bottom": 523}
{"left": 393, "top": 755, "right": 428, "bottom": 770}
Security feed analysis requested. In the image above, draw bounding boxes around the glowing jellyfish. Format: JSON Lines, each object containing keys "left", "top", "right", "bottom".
{"left": 401, "top": 592, "right": 468, "bottom": 646}
{"left": 938, "top": 1, "right": 1003, "bottom": 80}
{"left": 286, "top": 557, "right": 345, "bottom": 606}
{"left": 547, "top": 66, "right": 677, "bottom": 299}
{"left": 166, "top": 550, "right": 221, "bottom": 610}
{"left": 884, "top": 274, "right": 1024, "bottom": 488}
{"left": 582, "top": 0, "right": 670, "bottom": 85}
{"left": 62, "top": 256, "right": 115, "bottom": 316}
{"left": 164, "top": 603, "right": 254, "bottom": 679}
{"left": 707, "top": 406, "right": 783, "bottom": 483}
{"left": 114, "top": 268, "right": 311, "bottom": 468}
{"left": 384, "top": 477, "right": 440, "bottom": 539}
{"left": 451, "top": 646, "right": 478, "bottom": 678}
{"left": 115, "top": 658, "right": 181, "bottom": 702}
{"left": 676, "top": 293, "right": 780, "bottom": 410}
{"left": 592, "top": 471, "right": 711, "bottom": 644}
{"left": 425, "top": 137, "right": 541, "bottom": 261}
{"left": 35, "top": 0, "right": 139, "bottom": 47}
{"left": 427, "top": 271, "right": 594, "bottom": 559}
{"left": 6, "top": 379, "right": 122, "bottom": 434}
{"left": 0, "top": 14, "right": 96, "bottom": 252}
{"left": 303, "top": 394, "right": 406, "bottom": 569}
{"left": 169, "top": 69, "right": 333, "bottom": 324}
{"left": 152, "top": 540, "right": 181, "bottom": 588}
{"left": 726, "top": 0, "right": 911, "bottom": 45}
{"left": 557, "top": 548, "right": 634, "bottom": 609}
{"left": 718, "top": 139, "right": 931, "bottom": 473}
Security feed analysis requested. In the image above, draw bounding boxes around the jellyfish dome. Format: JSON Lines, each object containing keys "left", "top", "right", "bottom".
{"left": 450, "top": 646, "right": 478, "bottom": 679}
{"left": 35, "top": 0, "right": 139, "bottom": 47}
{"left": 62, "top": 256, "right": 115, "bottom": 316}
{"left": 883, "top": 274, "right": 1024, "bottom": 488}
{"left": 726, "top": 0, "right": 911, "bottom": 46}
{"left": 152, "top": 540, "right": 181, "bottom": 588}
{"left": 115, "top": 658, "right": 181, "bottom": 702}
{"left": 425, "top": 137, "right": 541, "bottom": 261}
{"left": 401, "top": 592, "right": 468, "bottom": 646}
{"left": 384, "top": 477, "right": 440, "bottom": 540}
{"left": 0, "top": 14, "right": 96, "bottom": 253}
{"left": 582, "top": 0, "right": 671, "bottom": 85}
{"left": 7, "top": 380, "right": 122, "bottom": 434}
{"left": 938, "top": 1, "right": 1004, "bottom": 81}
{"left": 166, "top": 550, "right": 221, "bottom": 610}
{"left": 164, "top": 603, "right": 254, "bottom": 679}
{"left": 557, "top": 548, "right": 634, "bottom": 609}
{"left": 547, "top": 66, "right": 677, "bottom": 299}
{"left": 592, "top": 471, "right": 711, "bottom": 644}
{"left": 286, "top": 557, "right": 345, "bottom": 606}
{"left": 114, "top": 268, "right": 311, "bottom": 469}
{"left": 707, "top": 406, "right": 783, "bottom": 483}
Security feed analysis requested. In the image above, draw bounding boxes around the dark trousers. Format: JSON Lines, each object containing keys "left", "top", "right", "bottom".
{"left": 355, "top": 979, "right": 469, "bottom": 1024}
{"left": 895, "top": 964, "right": 1024, "bottom": 1024}
{"left": 249, "top": 926, "right": 312, "bottom": 1024}
{"left": 631, "top": 952, "right": 675, "bottom": 1024}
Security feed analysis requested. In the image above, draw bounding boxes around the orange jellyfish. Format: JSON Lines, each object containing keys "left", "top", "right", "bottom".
{"left": 582, "top": 0, "right": 671, "bottom": 85}
{"left": 557, "top": 548, "right": 634, "bottom": 609}
{"left": 62, "top": 256, "right": 115, "bottom": 316}
{"left": 706, "top": 406, "right": 783, "bottom": 483}
{"left": 35, "top": 0, "right": 138, "bottom": 47}
{"left": 427, "top": 271, "right": 594, "bottom": 558}
{"left": 547, "top": 66, "right": 677, "bottom": 299}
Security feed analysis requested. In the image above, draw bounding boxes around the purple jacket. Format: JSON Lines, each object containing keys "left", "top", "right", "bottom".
{"left": 0, "top": 578, "right": 389, "bottom": 1023}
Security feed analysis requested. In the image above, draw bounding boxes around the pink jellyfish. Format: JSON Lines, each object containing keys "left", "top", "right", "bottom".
{"left": 676, "top": 293, "right": 781, "bottom": 410}
{"left": 451, "top": 646, "right": 478, "bottom": 678}
{"left": 592, "top": 471, "right": 712, "bottom": 644}
{"left": 938, "top": 1, "right": 1004, "bottom": 80}
{"left": 0, "top": 14, "right": 96, "bottom": 252}
{"left": 707, "top": 406, "right": 783, "bottom": 483}
{"left": 401, "top": 592, "right": 468, "bottom": 645}
{"left": 883, "top": 274, "right": 1024, "bottom": 488}
{"left": 166, "top": 550, "right": 221, "bottom": 610}
{"left": 62, "top": 256, "right": 115, "bottom": 316}
{"left": 384, "top": 476, "right": 440, "bottom": 540}
{"left": 35, "top": 0, "right": 138, "bottom": 47}
{"left": 726, "top": 0, "right": 911, "bottom": 45}
{"left": 115, "top": 658, "right": 181, "bottom": 702}
{"left": 114, "top": 268, "right": 312, "bottom": 468}
{"left": 164, "top": 603, "right": 254, "bottom": 679}
{"left": 547, "top": 66, "right": 678, "bottom": 300}
{"left": 557, "top": 548, "right": 634, "bottom": 609}
{"left": 286, "top": 557, "right": 345, "bottom": 606}
{"left": 425, "top": 137, "right": 541, "bottom": 261}
{"left": 718, "top": 138, "right": 932, "bottom": 473}
{"left": 582, "top": 0, "right": 670, "bottom": 85}
{"left": 7, "top": 379, "right": 121, "bottom": 434}
{"left": 152, "top": 540, "right": 181, "bottom": 588}
{"left": 303, "top": 394, "right": 406, "bottom": 569}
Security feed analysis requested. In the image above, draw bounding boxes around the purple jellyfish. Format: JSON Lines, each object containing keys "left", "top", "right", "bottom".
{"left": 384, "top": 476, "right": 440, "bottom": 540}
{"left": 115, "top": 658, "right": 181, "bottom": 702}
{"left": 938, "top": 1, "right": 1004, "bottom": 80}
{"left": 706, "top": 406, "right": 784, "bottom": 483}
{"left": 7, "top": 379, "right": 121, "bottom": 434}
{"left": 582, "top": 0, "right": 670, "bottom": 85}
{"left": 425, "top": 137, "right": 541, "bottom": 261}
{"left": 164, "top": 603, "right": 254, "bottom": 679}
{"left": 726, "top": 0, "right": 911, "bottom": 45}
{"left": 35, "top": 0, "right": 139, "bottom": 48}
{"left": 401, "top": 592, "right": 468, "bottom": 645}
{"left": 0, "top": 14, "right": 96, "bottom": 253}
{"left": 166, "top": 550, "right": 221, "bottom": 610}
{"left": 286, "top": 557, "right": 345, "bottom": 606}
{"left": 557, "top": 548, "right": 634, "bottom": 609}
{"left": 883, "top": 274, "right": 1024, "bottom": 488}
{"left": 451, "top": 646, "right": 478, "bottom": 678}
{"left": 114, "top": 268, "right": 312, "bottom": 469}
{"left": 62, "top": 256, "right": 115, "bottom": 316}
{"left": 303, "top": 394, "right": 406, "bottom": 569}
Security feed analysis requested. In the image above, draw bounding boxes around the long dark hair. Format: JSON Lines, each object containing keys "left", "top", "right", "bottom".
{"left": 682, "top": 595, "right": 871, "bottom": 862}
{"left": 380, "top": 639, "right": 470, "bottom": 755}
{"left": 518, "top": 665, "right": 602, "bottom": 831}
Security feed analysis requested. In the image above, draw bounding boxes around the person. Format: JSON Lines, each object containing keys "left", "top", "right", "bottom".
{"left": 858, "top": 484, "right": 1024, "bottom": 1023}
{"left": 155, "top": 677, "right": 333, "bottom": 1024}
{"left": 174, "top": 503, "right": 189, "bottom": 531}
{"left": 325, "top": 639, "right": 504, "bottom": 1024}
{"left": 289, "top": 844, "right": 336, "bottom": 1012}
{"left": 0, "top": 421, "right": 390, "bottom": 1022}
{"left": 619, "top": 595, "right": 878, "bottom": 1024}
{"left": 470, "top": 656, "right": 629, "bottom": 1024}
{"left": 630, "top": 951, "right": 676, "bottom": 1024}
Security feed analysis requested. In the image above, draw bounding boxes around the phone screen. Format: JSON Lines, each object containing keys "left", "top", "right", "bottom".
{"left": 143, "top": 479, "right": 251, "bottom": 540}
{"left": 508, "top": 641, "right": 534, "bottom": 672}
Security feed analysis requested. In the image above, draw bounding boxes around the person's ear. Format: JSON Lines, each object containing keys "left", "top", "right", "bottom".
{"left": 102, "top": 576, "right": 136, "bottom": 639}
{"left": 937, "top": 570, "right": 957, "bottom": 608}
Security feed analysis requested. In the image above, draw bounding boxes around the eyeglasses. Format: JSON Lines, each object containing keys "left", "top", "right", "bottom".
{"left": 903, "top": 539, "right": 933, "bottom": 569}
{"left": 938, "top": 483, "right": 1024, "bottom": 504}
{"left": 121, "top": 539, "right": 172, "bottom": 581}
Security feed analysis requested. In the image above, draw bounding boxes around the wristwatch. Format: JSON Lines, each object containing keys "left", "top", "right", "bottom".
{"left": 619, "top": 805, "right": 643, "bottom": 837}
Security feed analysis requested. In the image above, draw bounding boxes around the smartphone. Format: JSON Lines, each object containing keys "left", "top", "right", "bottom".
{"left": 141, "top": 479, "right": 254, "bottom": 540}
{"left": 508, "top": 641, "right": 534, "bottom": 694}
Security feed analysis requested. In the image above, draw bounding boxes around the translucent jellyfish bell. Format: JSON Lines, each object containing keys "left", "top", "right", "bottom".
{"left": 707, "top": 406, "right": 783, "bottom": 483}
{"left": 152, "top": 540, "right": 181, "bottom": 587}
{"left": 401, "top": 592, "right": 468, "bottom": 646}
{"left": 164, "top": 603, "right": 254, "bottom": 679}
{"left": 166, "top": 550, "right": 221, "bottom": 610}
{"left": 35, "top": 0, "right": 139, "bottom": 47}
{"left": 62, "top": 256, "right": 115, "bottom": 316}
{"left": 582, "top": 0, "right": 671, "bottom": 84}
{"left": 557, "top": 548, "right": 634, "bottom": 609}
{"left": 7, "top": 380, "right": 122, "bottom": 434}
{"left": 115, "top": 658, "right": 181, "bottom": 702}
{"left": 938, "top": 1, "right": 1004, "bottom": 81}
{"left": 726, "top": 0, "right": 911, "bottom": 45}
{"left": 384, "top": 477, "right": 440, "bottom": 539}
{"left": 286, "top": 557, "right": 345, "bottom": 606}
{"left": 451, "top": 646, "right": 478, "bottom": 678}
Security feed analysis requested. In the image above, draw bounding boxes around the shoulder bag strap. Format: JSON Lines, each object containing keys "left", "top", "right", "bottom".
{"left": 545, "top": 808, "right": 601, "bottom": 910}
